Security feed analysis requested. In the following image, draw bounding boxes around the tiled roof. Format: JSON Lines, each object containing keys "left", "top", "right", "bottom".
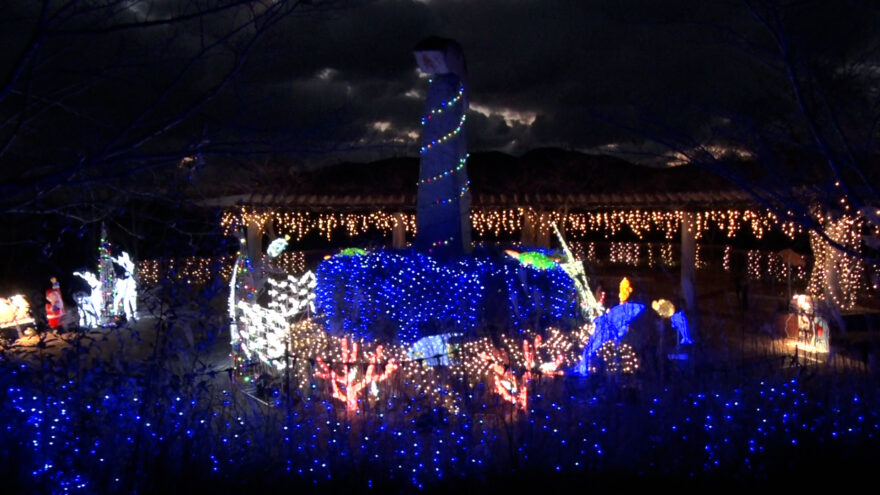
{"left": 199, "top": 189, "right": 757, "bottom": 210}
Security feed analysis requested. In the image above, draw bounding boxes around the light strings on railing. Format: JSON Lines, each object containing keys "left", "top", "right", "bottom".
{"left": 138, "top": 252, "right": 305, "bottom": 286}
{"left": 221, "top": 207, "right": 803, "bottom": 243}
{"left": 221, "top": 209, "right": 417, "bottom": 242}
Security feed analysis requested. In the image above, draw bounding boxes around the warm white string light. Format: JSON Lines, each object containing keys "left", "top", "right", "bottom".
{"left": 138, "top": 252, "right": 305, "bottom": 286}
{"left": 221, "top": 207, "right": 804, "bottom": 244}
{"left": 808, "top": 215, "right": 866, "bottom": 310}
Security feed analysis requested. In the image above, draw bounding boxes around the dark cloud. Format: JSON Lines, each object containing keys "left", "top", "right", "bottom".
{"left": 230, "top": 0, "right": 877, "bottom": 161}
{"left": 3, "top": 0, "right": 879, "bottom": 168}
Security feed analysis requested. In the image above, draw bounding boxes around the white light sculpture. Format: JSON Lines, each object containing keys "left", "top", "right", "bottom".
{"left": 266, "top": 271, "right": 316, "bottom": 319}
{"left": 0, "top": 295, "right": 34, "bottom": 333}
{"left": 236, "top": 300, "right": 290, "bottom": 369}
{"left": 552, "top": 222, "right": 603, "bottom": 320}
{"left": 233, "top": 271, "right": 317, "bottom": 372}
{"left": 267, "top": 235, "right": 290, "bottom": 258}
{"left": 73, "top": 271, "right": 102, "bottom": 327}
{"left": 113, "top": 251, "right": 138, "bottom": 321}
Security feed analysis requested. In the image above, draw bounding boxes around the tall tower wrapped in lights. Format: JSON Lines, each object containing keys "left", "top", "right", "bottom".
{"left": 413, "top": 37, "right": 471, "bottom": 256}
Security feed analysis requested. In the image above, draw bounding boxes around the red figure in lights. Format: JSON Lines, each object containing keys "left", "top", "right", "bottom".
{"left": 45, "top": 277, "right": 65, "bottom": 329}
{"left": 315, "top": 338, "right": 399, "bottom": 411}
{"left": 480, "top": 335, "right": 566, "bottom": 410}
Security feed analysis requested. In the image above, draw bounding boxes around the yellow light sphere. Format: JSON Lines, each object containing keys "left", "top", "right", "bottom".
{"left": 651, "top": 299, "right": 675, "bottom": 319}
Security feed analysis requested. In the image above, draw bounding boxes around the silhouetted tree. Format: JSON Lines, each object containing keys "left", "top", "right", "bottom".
{"left": 0, "top": 0, "right": 351, "bottom": 240}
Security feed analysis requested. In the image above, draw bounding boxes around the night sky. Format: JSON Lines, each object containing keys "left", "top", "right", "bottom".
{"left": 209, "top": 0, "right": 879, "bottom": 164}
{"left": 0, "top": 0, "right": 878, "bottom": 285}
{"left": 2, "top": 0, "right": 877, "bottom": 170}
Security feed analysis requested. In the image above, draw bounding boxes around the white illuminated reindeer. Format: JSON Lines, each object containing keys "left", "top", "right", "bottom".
{"left": 73, "top": 270, "right": 102, "bottom": 327}
{"left": 113, "top": 251, "right": 137, "bottom": 321}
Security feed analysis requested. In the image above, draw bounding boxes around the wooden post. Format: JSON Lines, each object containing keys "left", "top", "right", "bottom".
{"left": 246, "top": 220, "right": 262, "bottom": 261}
{"left": 681, "top": 212, "right": 700, "bottom": 337}
{"left": 392, "top": 213, "right": 407, "bottom": 249}
{"left": 537, "top": 220, "right": 551, "bottom": 248}
{"left": 521, "top": 213, "right": 536, "bottom": 246}
{"left": 246, "top": 219, "right": 263, "bottom": 282}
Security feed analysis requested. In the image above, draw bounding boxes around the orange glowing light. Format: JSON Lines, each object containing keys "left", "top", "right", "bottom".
{"left": 619, "top": 277, "right": 633, "bottom": 303}
{"left": 0, "top": 295, "right": 33, "bottom": 327}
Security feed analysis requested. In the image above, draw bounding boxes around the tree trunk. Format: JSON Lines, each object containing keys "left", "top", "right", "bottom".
{"left": 392, "top": 213, "right": 407, "bottom": 249}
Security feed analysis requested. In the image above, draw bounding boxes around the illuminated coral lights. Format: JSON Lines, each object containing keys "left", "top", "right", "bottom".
{"left": 315, "top": 337, "right": 399, "bottom": 411}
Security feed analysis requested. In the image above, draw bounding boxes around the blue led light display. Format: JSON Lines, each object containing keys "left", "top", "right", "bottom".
{"left": 409, "top": 333, "right": 458, "bottom": 366}
{"left": 575, "top": 302, "right": 645, "bottom": 374}
{"left": 4, "top": 366, "right": 878, "bottom": 493}
{"left": 315, "top": 249, "right": 579, "bottom": 342}
{"left": 671, "top": 310, "right": 694, "bottom": 345}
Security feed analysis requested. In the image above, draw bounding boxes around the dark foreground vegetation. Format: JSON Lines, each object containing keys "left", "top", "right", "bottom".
{"left": 1, "top": 302, "right": 877, "bottom": 494}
